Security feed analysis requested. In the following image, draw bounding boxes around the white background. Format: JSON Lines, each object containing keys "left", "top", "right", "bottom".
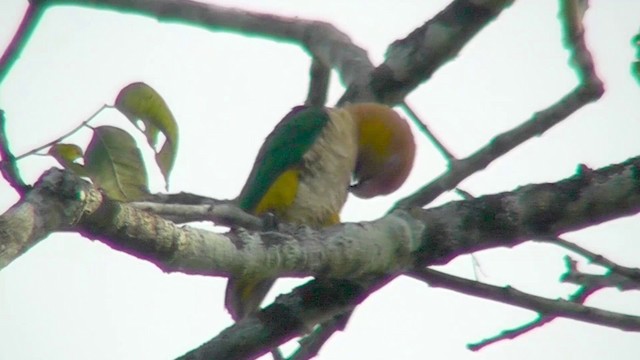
{"left": 1, "top": 0, "right": 639, "bottom": 359}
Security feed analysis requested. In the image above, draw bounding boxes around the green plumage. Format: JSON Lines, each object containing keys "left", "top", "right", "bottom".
{"left": 237, "top": 106, "right": 330, "bottom": 212}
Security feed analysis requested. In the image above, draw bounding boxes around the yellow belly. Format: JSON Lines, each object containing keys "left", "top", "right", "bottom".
{"left": 253, "top": 109, "right": 358, "bottom": 228}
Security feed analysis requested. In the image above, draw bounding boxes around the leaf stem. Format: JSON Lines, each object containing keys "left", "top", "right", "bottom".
{"left": 14, "top": 104, "right": 110, "bottom": 160}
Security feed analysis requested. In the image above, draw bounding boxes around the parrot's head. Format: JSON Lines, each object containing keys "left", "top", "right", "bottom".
{"left": 345, "top": 103, "right": 416, "bottom": 199}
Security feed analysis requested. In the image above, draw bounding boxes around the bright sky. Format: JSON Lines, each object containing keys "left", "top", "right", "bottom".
{"left": 1, "top": 0, "right": 639, "bottom": 359}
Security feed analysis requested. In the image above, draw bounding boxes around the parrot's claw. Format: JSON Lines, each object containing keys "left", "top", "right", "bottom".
{"left": 261, "top": 212, "right": 279, "bottom": 230}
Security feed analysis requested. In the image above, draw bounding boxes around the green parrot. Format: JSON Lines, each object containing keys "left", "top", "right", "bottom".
{"left": 226, "top": 103, "right": 416, "bottom": 321}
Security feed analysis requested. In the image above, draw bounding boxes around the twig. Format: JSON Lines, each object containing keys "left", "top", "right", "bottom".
{"left": 407, "top": 268, "right": 640, "bottom": 332}
{"left": 130, "top": 201, "right": 264, "bottom": 230}
{"left": 395, "top": 0, "right": 603, "bottom": 209}
{"left": 467, "top": 285, "right": 598, "bottom": 351}
{"left": 454, "top": 188, "right": 474, "bottom": 200}
{"left": 0, "top": 3, "right": 43, "bottom": 85}
{"left": 542, "top": 236, "right": 640, "bottom": 284}
{"left": 305, "top": 57, "right": 330, "bottom": 107}
{"left": 400, "top": 101, "right": 456, "bottom": 162}
{"left": 0, "top": 110, "right": 28, "bottom": 193}
{"left": 559, "top": 255, "right": 640, "bottom": 291}
{"left": 288, "top": 312, "right": 352, "bottom": 360}
{"left": 13, "top": 104, "right": 109, "bottom": 160}
{"left": 469, "top": 314, "right": 553, "bottom": 351}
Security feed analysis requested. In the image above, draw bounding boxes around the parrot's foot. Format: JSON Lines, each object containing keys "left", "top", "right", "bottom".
{"left": 260, "top": 212, "right": 279, "bottom": 231}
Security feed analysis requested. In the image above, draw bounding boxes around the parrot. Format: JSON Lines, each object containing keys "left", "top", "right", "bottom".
{"left": 225, "top": 102, "right": 416, "bottom": 321}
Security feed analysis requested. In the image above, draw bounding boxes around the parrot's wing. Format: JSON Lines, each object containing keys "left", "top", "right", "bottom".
{"left": 237, "top": 106, "right": 330, "bottom": 212}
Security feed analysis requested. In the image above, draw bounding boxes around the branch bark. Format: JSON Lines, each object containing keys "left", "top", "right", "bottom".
{"left": 27, "top": 0, "right": 513, "bottom": 105}
{"left": 5, "top": 155, "right": 640, "bottom": 275}
{"left": 2, "top": 153, "right": 640, "bottom": 360}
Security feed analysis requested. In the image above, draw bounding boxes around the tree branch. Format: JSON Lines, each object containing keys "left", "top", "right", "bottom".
{"left": 543, "top": 236, "right": 640, "bottom": 285}
{"left": 305, "top": 57, "right": 331, "bottom": 107}
{"left": 176, "top": 277, "right": 385, "bottom": 360}
{"left": 2, "top": 155, "right": 640, "bottom": 356}
{"left": 33, "top": 0, "right": 377, "bottom": 100}
{"left": 0, "top": 3, "right": 43, "bottom": 85}
{"left": 467, "top": 285, "right": 599, "bottom": 351}
{"left": 130, "top": 201, "right": 264, "bottom": 229}
{"left": 395, "top": 0, "right": 603, "bottom": 209}
{"left": 560, "top": 255, "right": 640, "bottom": 291}
{"left": 400, "top": 101, "right": 456, "bottom": 163}
{"left": 31, "top": 0, "right": 514, "bottom": 106}
{"left": 343, "top": 0, "right": 515, "bottom": 104}
{"left": 4, "top": 152, "right": 640, "bottom": 275}
{"left": 407, "top": 268, "right": 640, "bottom": 332}
{"left": 0, "top": 110, "right": 28, "bottom": 194}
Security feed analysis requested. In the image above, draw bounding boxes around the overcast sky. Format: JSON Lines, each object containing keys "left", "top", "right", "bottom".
{"left": 1, "top": 0, "right": 639, "bottom": 359}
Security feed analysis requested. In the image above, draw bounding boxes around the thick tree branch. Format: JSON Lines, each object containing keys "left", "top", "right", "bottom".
{"left": 0, "top": 1, "right": 630, "bottom": 359}
{"left": 412, "top": 155, "right": 640, "bottom": 265}
{"left": 0, "top": 168, "right": 89, "bottom": 268}
{"left": 343, "top": 0, "right": 515, "bottom": 104}
{"left": 2, "top": 156, "right": 640, "bottom": 357}
{"left": 177, "top": 277, "right": 387, "bottom": 360}
{"left": 3, "top": 154, "right": 640, "bottom": 358}
{"left": 0, "top": 168, "right": 422, "bottom": 277}
{"left": 4, "top": 153, "right": 640, "bottom": 275}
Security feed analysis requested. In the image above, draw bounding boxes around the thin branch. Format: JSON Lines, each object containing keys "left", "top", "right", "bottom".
{"left": 305, "top": 57, "right": 330, "bottom": 107}
{"left": 0, "top": 3, "right": 43, "bottom": 85}
{"left": 11, "top": 104, "right": 109, "bottom": 160}
{"left": 469, "top": 315, "right": 554, "bottom": 351}
{"left": 34, "top": 0, "right": 513, "bottom": 106}
{"left": 287, "top": 312, "right": 352, "bottom": 360}
{"left": 395, "top": 0, "right": 603, "bottom": 209}
{"left": 130, "top": 201, "right": 264, "bottom": 230}
{"left": 559, "top": 255, "right": 640, "bottom": 291}
{"left": 395, "top": 86, "right": 604, "bottom": 209}
{"left": 35, "top": 0, "right": 377, "bottom": 101}
{"left": 454, "top": 187, "right": 474, "bottom": 200}
{"left": 543, "top": 236, "right": 640, "bottom": 285}
{"left": 467, "top": 285, "right": 598, "bottom": 351}
{"left": 407, "top": 268, "right": 640, "bottom": 332}
{"left": 0, "top": 110, "right": 28, "bottom": 193}
{"left": 400, "top": 101, "right": 456, "bottom": 162}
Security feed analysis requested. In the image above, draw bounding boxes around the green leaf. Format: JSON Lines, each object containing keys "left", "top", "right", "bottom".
{"left": 84, "top": 126, "right": 149, "bottom": 201}
{"left": 48, "top": 143, "right": 87, "bottom": 175}
{"left": 114, "top": 82, "right": 179, "bottom": 188}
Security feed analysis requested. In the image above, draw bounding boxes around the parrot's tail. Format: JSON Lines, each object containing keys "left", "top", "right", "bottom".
{"left": 225, "top": 276, "right": 276, "bottom": 321}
